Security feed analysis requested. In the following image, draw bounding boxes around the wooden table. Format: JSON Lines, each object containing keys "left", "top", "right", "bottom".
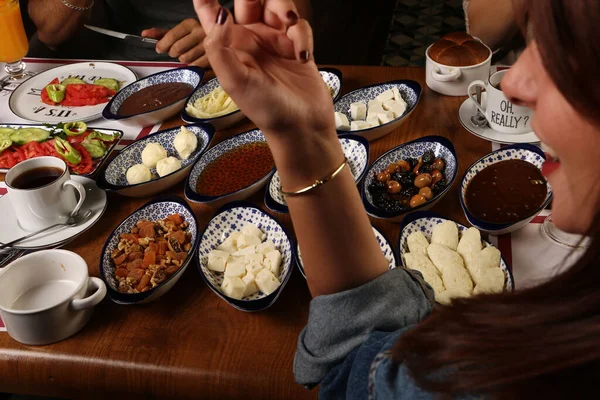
{"left": 0, "top": 65, "right": 493, "bottom": 400}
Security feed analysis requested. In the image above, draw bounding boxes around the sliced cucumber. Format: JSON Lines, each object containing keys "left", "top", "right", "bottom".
{"left": 0, "top": 127, "right": 15, "bottom": 140}
{"left": 10, "top": 128, "right": 51, "bottom": 145}
{"left": 94, "top": 78, "right": 119, "bottom": 91}
{"left": 60, "top": 77, "right": 86, "bottom": 85}
{"left": 0, "top": 138, "right": 12, "bottom": 154}
{"left": 63, "top": 121, "right": 87, "bottom": 136}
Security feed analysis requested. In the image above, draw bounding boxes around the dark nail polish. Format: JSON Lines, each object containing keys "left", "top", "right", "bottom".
{"left": 287, "top": 10, "right": 299, "bottom": 24}
{"left": 216, "top": 7, "right": 227, "bottom": 25}
{"left": 300, "top": 51, "right": 309, "bottom": 62}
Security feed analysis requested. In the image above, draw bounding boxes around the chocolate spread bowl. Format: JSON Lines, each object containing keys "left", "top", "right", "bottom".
{"left": 102, "top": 66, "right": 204, "bottom": 127}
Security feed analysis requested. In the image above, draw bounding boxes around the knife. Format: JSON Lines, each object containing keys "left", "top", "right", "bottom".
{"left": 85, "top": 25, "right": 158, "bottom": 47}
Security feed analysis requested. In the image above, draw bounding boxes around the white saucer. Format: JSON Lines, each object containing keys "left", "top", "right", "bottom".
{"left": 0, "top": 176, "right": 107, "bottom": 249}
{"left": 459, "top": 94, "right": 540, "bottom": 144}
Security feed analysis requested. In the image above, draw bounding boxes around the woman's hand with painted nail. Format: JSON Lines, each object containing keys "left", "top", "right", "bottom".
{"left": 193, "top": 0, "right": 335, "bottom": 140}
{"left": 141, "top": 19, "right": 208, "bottom": 67}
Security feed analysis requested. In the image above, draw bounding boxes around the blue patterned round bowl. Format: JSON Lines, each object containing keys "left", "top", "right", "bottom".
{"left": 459, "top": 144, "right": 552, "bottom": 235}
{"left": 398, "top": 211, "right": 514, "bottom": 292}
{"left": 196, "top": 201, "right": 294, "bottom": 312}
{"left": 361, "top": 135, "right": 458, "bottom": 222}
{"left": 180, "top": 77, "right": 246, "bottom": 130}
{"left": 295, "top": 225, "right": 396, "bottom": 279}
{"left": 96, "top": 123, "right": 214, "bottom": 198}
{"left": 99, "top": 196, "right": 200, "bottom": 304}
{"left": 185, "top": 129, "right": 275, "bottom": 208}
{"left": 264, "top": 134, "right": 369, "bottom": 214}
{"left": 102, "top": 66, "right": 204, "bottom": 127}
{"left": 319, "top": 67, "right": 343, "bottom": 101}
{"left": 333, "top": 80, "right": 422, "bottom": 141}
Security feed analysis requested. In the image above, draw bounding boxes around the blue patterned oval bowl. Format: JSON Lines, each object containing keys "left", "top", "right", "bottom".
{"left": 319, "top": 67, "right": 343, "bottom": 101}
{"left": 361, "top": 135, "right": 458, "bottom": 222}
{"left": 96, "top": 123, "right": 214, "bottom": 198}
{"left": 295, "top": 225, "right": 396, "bottom": 279}
{"left": 103, "top": 66, "right": 204, "bottom": 127}
{"left": 196, "top": 201, "right": 294, "bottom": 312}
{"left": 459, "top": 144, "right": 552, "bottom": 235}
{"left": 398, "top": 211, "right": 514, "bottom": 292}
{"left": 185, "top": 129, "right": 275, "bottom": 208}
{"left": 333, "top": 80, "right": 422, "bottom": 141}
{"left": 99, "top": 196, "right": 200, "bottom": 304}
{"left": 264, "top": 134, "right": 369, "bottom": 214}
{"left": 180, "top": 77, "right": 246, "bottom": 130}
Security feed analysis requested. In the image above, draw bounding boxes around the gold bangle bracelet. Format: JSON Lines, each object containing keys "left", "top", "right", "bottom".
{"left": 280, "top": 157, "right": 348, "bottom": 197}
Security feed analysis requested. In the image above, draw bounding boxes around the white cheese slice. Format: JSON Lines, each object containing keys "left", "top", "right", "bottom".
{"left": 246, "top": 261, "right": 264, "bottom": 277}
{"left": 392, "top": 87, "right": 401, "bottom": 102}
{"left": 367, "top": 100, "right": 385, "bottom": 118}
{"left": 350, "top": 102, "right": 367, "bottom": 120}
{"left": 263, "top": 250, "right": 282, "bottom": 276}
{"left": 375, "top": 89, "right": 394, "bottom": 103}
{"left": 224, "top": 260, "right": 247, "bottom": 278}
{"left": 244, "top": 253, "right": 264, "bottom": 265}
{"left": 256, "top": 240, "right": 276, "bottom": 255}
{"left": 334, "top": 112, "right": 350, "bottom": 131}
{"left": 207, "top": 250, "right": 230, "bottom": 272}
{"left": 387, "top": 100, "right": 407, "bottom": 118}
{"left": 350, "top": 120, "right": 371, "bottom": 131}
{"left": 233, "top": 246, "right": 256, "bottom": 256}
{"left": 377, "top": 112, "right": 393, "bottom": 124}
{"left": 241, "top": 223, "right": 264, "bottom": 239}
{"left": 242, "top": 274, "right": 259, "bottom": 297}
{"left": 237, "top": 234, "right": 262, "bottom": 249}
{"left": 366, "top": 115, "right": 380, "bottom": 127}
{"left": 221, "top": 276, "right": 246, "bottom": 300}
{"left": 217, "top": 231, "right": 242, "bottom": 253}
{"left": 255, "top": 269, "right": 280, "bottom": 295}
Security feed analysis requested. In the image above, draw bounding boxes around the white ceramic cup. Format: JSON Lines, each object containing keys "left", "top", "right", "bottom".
{"left": 468, "top": 70, "right": 534, "bottom": 134}
{"left": 5, "top": 156, "right": 86, "bottom": 232}
{"left": 0, "top": 250, "right": 106, "bottom": 345}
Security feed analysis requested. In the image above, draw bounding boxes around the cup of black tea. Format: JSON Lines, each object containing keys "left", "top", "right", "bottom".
{"left": 5, "top": 157, "right": 86, "bottom": 231}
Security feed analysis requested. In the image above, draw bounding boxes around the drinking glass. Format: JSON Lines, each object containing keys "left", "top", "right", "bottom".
{"left": 541, "top": 214, "right": 591, "bottom": 249}
{"left": 0, "top": 0, "right": 35, "bottom": 90}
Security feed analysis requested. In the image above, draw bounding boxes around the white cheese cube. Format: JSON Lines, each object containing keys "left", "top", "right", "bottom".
{"left": 376, "top": 89, "right": 395, "bottom": 103}
{"left": 224, "top": 260, "right": 247, "bottom": 278}
{"left": 217, "top": 231, "right": 242, "bottom": 253}
{"left": 334, "top": 112, "right": 350, "bottom": 131}
{"left": 246, "top": 261, "right": 264, "bottom": 277}
{"left": 242, "top": 274, "right": 259, "bottom": 297}
{"left": 392, "top": 87, "right": 401, "bottom": 102}
{"left": 263, "top": 250, "right": 282, "bottom": 277}
{"left": 233, "top": 246, "right": 256, "bottom": 256}
{"left": 241, "top": 223, "right": 264, "bottom": 239}
{"left": 366, "top": 115, "right": 380, "bottom": 127}
{"left": 350, "top": 102, "right": 367, "bottom": 120}
{"left": 367, "top": 100, "right": 384, "bottom": 118}
{"left": 387, "top": 100, "right": 407, "bottom": 118}
{"left": 350, "top": 121, "right": 371, "bottom": 131}
{"left": 382, "top": 99, "right": 395, "bottom": 111}
{"left": 377, "top": 112, "right": 393, "bottom": 124}
{"left": 237, "top": 234, "right": 262, "bottom": 249}
{"left": 256, "top": 240, "right": 276, "bottom": 255}
{"left": 255, "top": 269, "right": 280, "bottom": 295}
{"left": 244, "top": 253, "right": 264, "bottom": 265}
{"left": 368, "top": 99, "right": 383, "bottom": 108}
{"left": 221, "top": 276, "right": 246, "bottom": 300}
{"left": 207, "top": 250, "right": 230, "bottom": 272}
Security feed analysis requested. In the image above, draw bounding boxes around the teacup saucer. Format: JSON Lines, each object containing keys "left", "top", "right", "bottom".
{"left": 459, "top": 93, "right": 540, "bottom": 144}
{"left": 0, "top": 176, "right": 107, "bottom": 250}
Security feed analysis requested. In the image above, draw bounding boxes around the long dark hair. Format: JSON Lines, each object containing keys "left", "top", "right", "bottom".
{"left": 392, "top": 1, "right": 600, "bottom": 397}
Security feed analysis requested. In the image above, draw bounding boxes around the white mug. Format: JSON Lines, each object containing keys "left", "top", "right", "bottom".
{"left": 5, "top": 156, "right": 86, "bottom": 231}
{"left": 467, "top": 70, "right": 534, "bottom": 134}
{"left": 0, "top": 250, "right": 106, "bottom": 345}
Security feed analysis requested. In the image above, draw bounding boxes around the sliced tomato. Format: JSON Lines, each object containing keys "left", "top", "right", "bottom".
{"left": 66, "top": 130, "right": 92, "bottom": 144}
{"left": 67, "top": 142, "right": 94, "bottom": 175}
{"left": 41, "top": 78, "right": 60, "bottom": 106}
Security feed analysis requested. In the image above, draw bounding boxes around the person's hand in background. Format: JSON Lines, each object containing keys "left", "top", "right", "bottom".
{"left": 142, "top": 18, "right": 208, "bottom": 67}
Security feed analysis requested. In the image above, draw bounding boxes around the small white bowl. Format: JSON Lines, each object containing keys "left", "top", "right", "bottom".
{"left": 264, "top": 134, "right": 369, "bottom": 214}
{"left": 319, "top": 67, "right": 343, "bottom": 101}
{"left": 334, "top": 80, "right": 422, "bottom": 141}
{"left": 96, "top": 123, "right": 214, "bottom": 198}
{"left": 196, "top": 202, "right": 294, "bottom": 312}
{"left": 103, "top": 66, "right": 204, "bottom": 127}
{"left": 185, "top": 129, "right": 275, "bottom": 208}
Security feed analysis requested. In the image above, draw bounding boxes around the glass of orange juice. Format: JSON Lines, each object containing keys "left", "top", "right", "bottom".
{"left": 0, "top": 0, "right": 34, "bottom": 90}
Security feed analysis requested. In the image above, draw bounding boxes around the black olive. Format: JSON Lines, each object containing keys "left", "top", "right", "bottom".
{"left": 431, "top": 177, "right": 447, "bottom": 196}
{"left": 405, "top": 157, "right": 418, "bottom": 170}
{"left": 400, "top": 186, "right": 419, "bottom": 197}
{"left": 368, "top": 180, "right": 387, "bottom": 193}
{"left": 422, "top": 150, "right": 435, "bottom": 164}
{"left": 419, "top": 163, "right": 433, "bottom": 174}
{"left": 397, "top": 172, "right": 415, "bottom": 187}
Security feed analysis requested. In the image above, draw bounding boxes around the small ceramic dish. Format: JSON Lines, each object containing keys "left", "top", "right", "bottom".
{"left": 102, "top": 66, "right": 204, "bottom": 127}
{"left": 264, "top": 134, "right": 369, "bottom": 214}
{"left": 334, "top": 80, "right": 422, "bottom": 141}
{"left": 180, "top": 77, "right": 246, "bottom": 130}
{"left": 99, "top": 196, "right": 200, "bottom": 304}
{"left": 96, "top": 123, "right": 214, "bottom": 198}
{"left": 361, "top": 135, "right": 458, "bottom": 223}
{"left": 196, "top": 201, "right": 294, "bottom": 312}
{"left": 459, "top": 144, "right": 552, "bottom": 235}
{"left": 319, "top": 67, "right": 343, "bottom": 101}
{"left": 295, "top": 225, "right": 396, "bottom": 279}
{"left": 398, "top": 210, "right": 514, "bottom": 292}
{"left": 185, "top": 129, "right": 275, "bottom": 208}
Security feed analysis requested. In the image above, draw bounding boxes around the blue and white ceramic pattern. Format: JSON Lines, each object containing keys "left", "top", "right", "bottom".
{"left": 180, "top": 77, "right": 246, "bottom": 130}
{"left": 103, "top": 66, "right": 204, "bottom": 127}
{"left": 361, "top": 136, "right": 458, "bottom": 222}
{"left": 97, "top": 123, "right": 214, "bottom": 198}
{"left": 265, "top": 134, "right": 369, "bottom": 213}
{"left": 295, "top": 225, "right": 396, "bottom": 279}
{"left": 460, "top": 144, "right": 552, "bottom": 235}
{"left": 99, "top": 196, "right": 200, "bottom": 304}
{"left": 185, "top": 129, "right": 275, "bottom": 208}
{"left": 334, "top": 80, "right": 422, "bottom": 141}
{"left": 398, "top": 211, "right": 514, "bottom": 292}
{"left": 197, "top": 202, "right": 294, "bottom": 311}
{"left": 319, "top": 68, "right": 343, "bottom": 101}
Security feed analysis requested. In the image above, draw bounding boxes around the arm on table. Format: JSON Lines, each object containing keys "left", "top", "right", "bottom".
{"left": 464, "top": 0, "right": 519, "bottom": 51}
{"left": 28, "top": 0, "right": 93, "bottom": 48}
